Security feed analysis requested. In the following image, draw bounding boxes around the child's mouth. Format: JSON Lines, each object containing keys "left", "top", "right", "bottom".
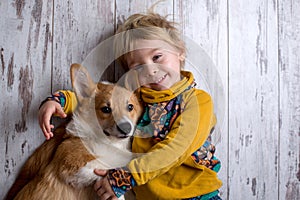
{"left": 154, "top": 74, "right": 167, "bottom": 84}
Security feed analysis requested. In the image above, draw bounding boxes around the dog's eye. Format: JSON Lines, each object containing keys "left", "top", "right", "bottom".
{"left": 101, "top": 106, "right": 112, "bottom": 113}
{"left": 128, "top": 104, "right": 134, "bottom": 112}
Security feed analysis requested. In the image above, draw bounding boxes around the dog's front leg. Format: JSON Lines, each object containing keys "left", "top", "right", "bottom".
{"left": 67, "top": 159, "right": 103, "bottom": 188}
{"left": 53, "top": 136, "right": 98, "bottom": 187}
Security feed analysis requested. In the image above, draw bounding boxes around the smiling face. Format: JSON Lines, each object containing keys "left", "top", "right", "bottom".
{"left": 125, "top": 39, "right": 184, "bottom": 91}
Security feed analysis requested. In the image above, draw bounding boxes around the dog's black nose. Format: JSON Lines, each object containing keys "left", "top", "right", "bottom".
{"left": 117, "top": 122, "right": 132, "bottom": 135}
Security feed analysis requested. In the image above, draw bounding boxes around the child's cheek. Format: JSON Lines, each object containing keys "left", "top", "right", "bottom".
{"left": 138, "top": 73, "right": 147, "bottom": 86}
{"left": 138, "top": 79, "right": 148, "bottom": 87}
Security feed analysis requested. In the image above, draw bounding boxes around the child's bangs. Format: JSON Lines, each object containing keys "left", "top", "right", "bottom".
{"left": 114, "top": 27, "right": 168, "bottom": 56}
{"left": 113, "top": 27, "right": 185, "bottom": 68}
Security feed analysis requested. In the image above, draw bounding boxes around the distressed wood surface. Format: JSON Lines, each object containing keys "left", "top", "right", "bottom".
{"left": 52, "top": 0, "right": 115, "bottom": 91}
{"left": 228, "top": 0, "right": 280, "bottom": 199}
{"left": 0, "top": 0, "right": 53, "bottom": 198}
{"left": 1, "top": 1, "right": 299, "bottom": 199}
{"left": 278, "top": 0, "right": 300, "bottom": 199}
{"left": 115, "top": 0, "right": 173, "bottom": 23}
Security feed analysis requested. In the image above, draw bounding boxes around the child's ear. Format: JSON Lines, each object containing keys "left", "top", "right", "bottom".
{"left": 70, "top": 63, "right": 97, "bottom": 101}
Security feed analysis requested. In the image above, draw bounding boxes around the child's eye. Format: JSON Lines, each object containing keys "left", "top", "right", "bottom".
{"left": 153, "top": 54, "right": 162, "bottom": 62}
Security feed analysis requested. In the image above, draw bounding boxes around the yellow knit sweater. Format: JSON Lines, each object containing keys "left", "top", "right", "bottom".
{"left": 128, "top": 71, "right": 222, "bottom": 199}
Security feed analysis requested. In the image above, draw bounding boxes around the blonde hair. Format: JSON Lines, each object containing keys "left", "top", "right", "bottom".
{"left": 113, "top": 13, "right": 186, "bottom": 69}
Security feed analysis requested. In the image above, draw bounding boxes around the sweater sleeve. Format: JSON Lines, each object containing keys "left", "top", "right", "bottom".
{"left": 40, "top": 90, "right": 78, "bottom": 115}
{"left": 127, "top": 90, "right": 215, "bottom": 185}
{"left": 107, "top": 167, "right": 137, "bottom": 197}
{"left": 56, "top": 90, "right": 78, "bottom": 115}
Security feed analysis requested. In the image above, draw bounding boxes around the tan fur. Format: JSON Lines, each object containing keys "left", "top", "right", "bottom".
{"left": 6, "top": 64, "right": 143, "bottom": 200}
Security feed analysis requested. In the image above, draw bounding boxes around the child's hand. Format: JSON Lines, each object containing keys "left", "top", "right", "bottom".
{"left": 94, "top": 169, "right": 118, "bottom": 200}
{"left": 38, "top": 101, "right": 67, "bottom": 140}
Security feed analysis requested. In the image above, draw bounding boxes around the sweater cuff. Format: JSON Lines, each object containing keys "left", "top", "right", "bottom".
{"left": 107, "top": 167, "right": 137, "bottom": 198}
{"left": 39, "top": 91, "right": 66, "bottom": 109}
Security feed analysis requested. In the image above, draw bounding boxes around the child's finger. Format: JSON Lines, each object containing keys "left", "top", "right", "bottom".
{"left": 94, "top": 169, "right": 108, "bottom": 177}
{"left": 40, "top": 113, "right": 54, "bottom": 139}
{"left": 55, "top": 105, "right": 67, "bottom": 118}
{"left": 42, "top": 127, "right": 50, "bottom": 140}
{"left": 94, "top": 175, "right": 117, "bottom": 200}
{"left": 42, "top": 124, "right": 52, "bottom": 140}
{"left": 43, "top": 113, "right": 52, "bottom": 133}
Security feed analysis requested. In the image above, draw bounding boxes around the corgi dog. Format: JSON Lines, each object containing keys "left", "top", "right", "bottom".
{"left": 6, "top": 63, "right": 143, "bottom": 200}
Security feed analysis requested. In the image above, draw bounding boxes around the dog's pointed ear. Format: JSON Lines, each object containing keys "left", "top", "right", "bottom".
{"left": 70, "top": 63, "right": 97, "bottom": 101}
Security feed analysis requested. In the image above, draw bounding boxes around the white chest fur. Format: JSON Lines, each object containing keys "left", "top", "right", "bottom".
{"left": 65, "top": 113, "right": 133, "bottom": 189}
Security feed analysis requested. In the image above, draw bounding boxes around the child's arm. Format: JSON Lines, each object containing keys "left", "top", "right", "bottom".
{"left": 127, "top": 90, "right": 214, "bottom": 183}
{"left": 98, "top": 90, "right": 215, "bottom": 197}
{"left": 38, "top": 90, "right": 77, "bottom": 139}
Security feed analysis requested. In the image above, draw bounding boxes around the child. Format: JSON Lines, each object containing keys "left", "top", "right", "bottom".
{"left": 39, "top": 13, "right": 222, "bottom": 200}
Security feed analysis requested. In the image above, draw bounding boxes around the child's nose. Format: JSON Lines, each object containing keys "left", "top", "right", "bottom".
{"left": 142, "top": 64, "right": 159, "bottom": 76}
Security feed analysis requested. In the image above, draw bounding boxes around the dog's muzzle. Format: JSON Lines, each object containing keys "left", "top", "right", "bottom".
{"left": 116, "top": 117, "right": 135, "bottom": 138}
{"left": 118, "top": 122, "right": 132, "bottom": 133}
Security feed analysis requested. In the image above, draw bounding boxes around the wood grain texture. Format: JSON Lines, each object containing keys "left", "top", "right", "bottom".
{"left": 278, "top": 0, "right": 300, "bottom": 199}
{"left": 228, "top": 0, "right": 279, "bottom": 199}
{"left": 52, "top": 0, "right": 115, "bottom": 90}
{"left": 115, "top": 0, "right": 173, "bottom": 23}
{"left": 0, "top": 0, "right": 53, "bottom": 199}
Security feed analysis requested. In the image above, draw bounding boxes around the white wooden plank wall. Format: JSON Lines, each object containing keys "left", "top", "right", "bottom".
{"left": 0, "top": 0, "right": 299, "bottom": 199}
{"left": 229, "top": 0, "right": 280, "bottom": 199}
